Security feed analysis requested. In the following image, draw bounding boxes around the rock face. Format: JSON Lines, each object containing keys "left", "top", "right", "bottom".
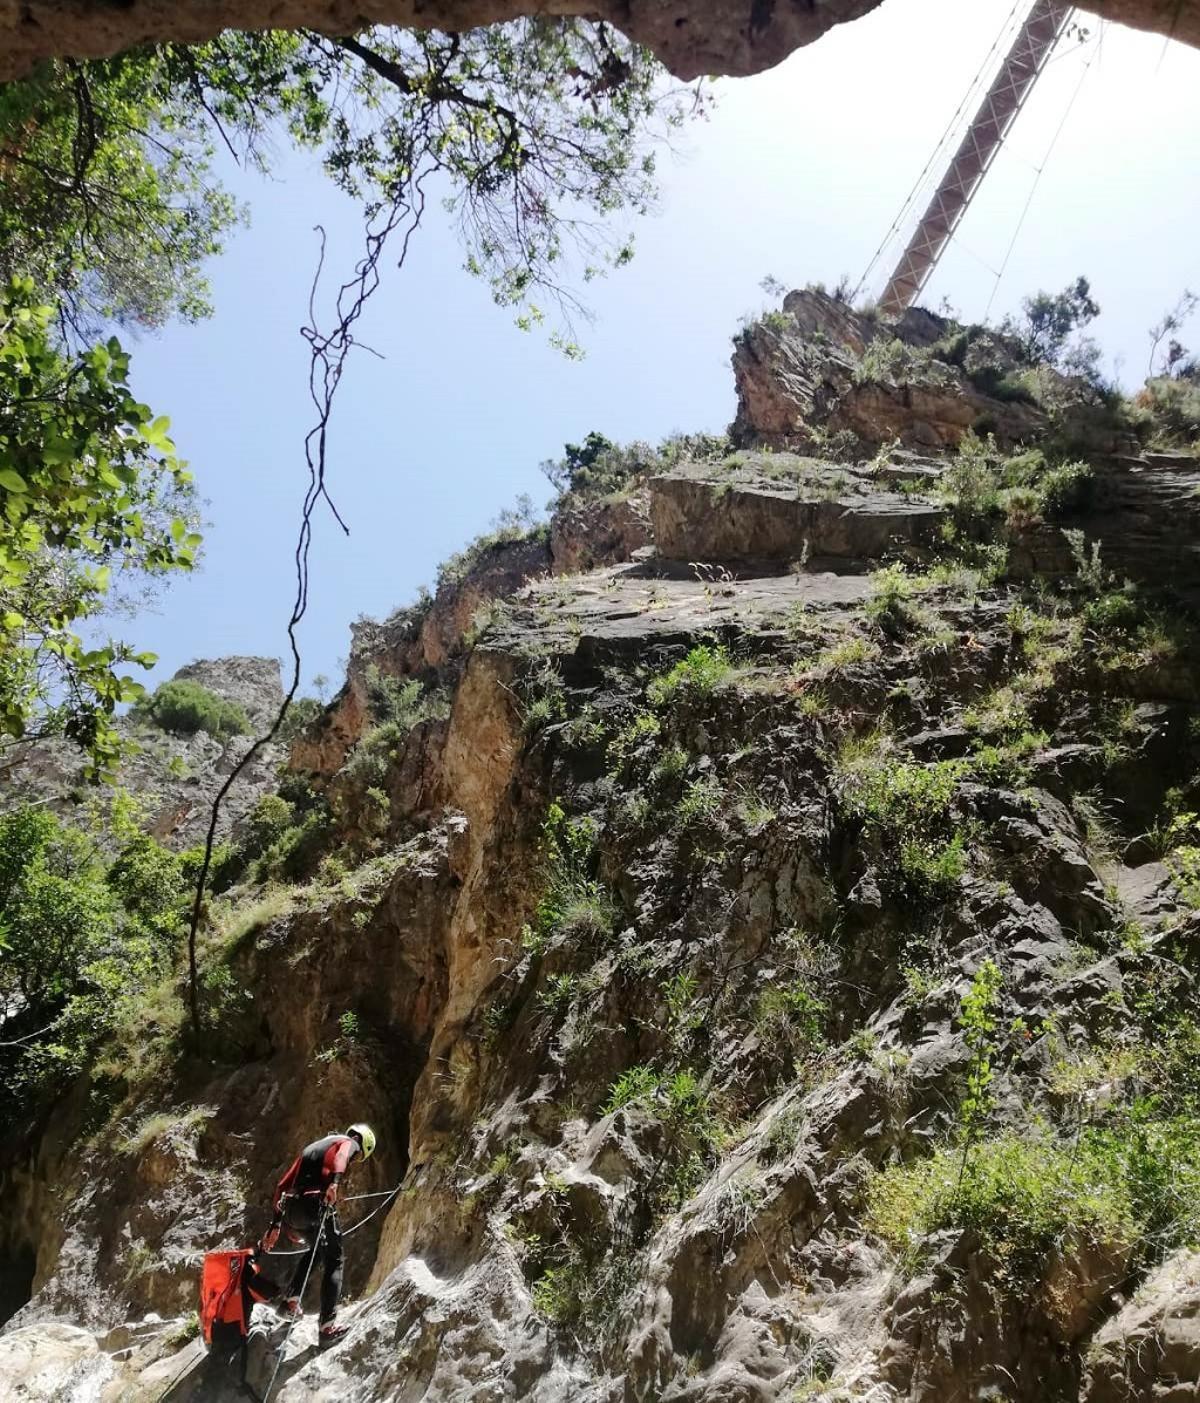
{"left": 3, "top": 0, "right": 1197, "bottom": 84}
{"left": 1083, "top": 1251, "right": 1200, "bottom": 1402}
{"left": 172, "top": 656, "right": 285, "bottom": 730}
{"left": 292, "top": 501, "right": 652, "bottom": 779}
{"left": 0, "top": 0, "right": 879, "bottom": 82}
{"left": 1012, "top": 451, "right": 1200, "bottom": 602}
{"left": 5, "top": 295, "right": 1200, "bottom": 1402}
{"left": 650, "top": 455, "right": 945, "bottom": 566}
{"left": 731, "top": 289, "right": 1049, "bottom": 452}
{"left": 1, "top": 656, "right": 285, "bottom": 849}
{"left": 549, "top": 490, "right": 654, "bottom": 576}
{"left": 0, "top": 1323, "right": 113, "bottom": 1399}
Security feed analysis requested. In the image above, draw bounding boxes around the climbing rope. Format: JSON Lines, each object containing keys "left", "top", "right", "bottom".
{"left": 338, "top": 1184, "right": 402, "bottom": 1235}
{"left": 261, "top": 1204, "right": 330, "bottom": 1403}
{"left": 262, "top": 1185, "right": 403, "bottom": 1255}
{"left": 151, "top": 1186, "right": 404, "bottom": 1402}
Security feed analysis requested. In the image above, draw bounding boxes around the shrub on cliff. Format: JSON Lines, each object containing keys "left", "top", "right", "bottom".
{"left": 135, "top": 678, "right": 250, "bottom": 739}
{"left": 1140, "top": 374, "right": 1200, "bottom": 448}
{"left": 541, "top": 430, "right": 730, "bottom": 504}
{"left": 436, "top": 495, "right": 547, "bottom": 589}
{"left": 868, "top": 1118, "right": 1200, "bottom": 1280}
{"left": 942, "top": 431, "right": 1092, "bottom": 535}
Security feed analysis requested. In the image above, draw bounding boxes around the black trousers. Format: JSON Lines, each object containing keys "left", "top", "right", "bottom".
{"left": 286, "top": 1201, "right": 344, "bottom": 1324}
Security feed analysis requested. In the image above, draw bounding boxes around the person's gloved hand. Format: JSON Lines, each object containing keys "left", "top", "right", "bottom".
{"left": 323, "top": 1182, "right": 338, "bottom": 1207}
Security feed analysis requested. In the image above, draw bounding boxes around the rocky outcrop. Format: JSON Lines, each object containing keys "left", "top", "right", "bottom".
{"left": 3, "top": 0, "right": 1197, "bottom": 85}
{"left": 731, "top": 288, "right": 1049, "bottom": 452}
{"left": 1011, "top": 450, "right": 1200, "bottom": 602}
{"left": 549, "top": 490, "right": 653, "bottom": 576}
{"left": 650, "top": 455, "right": 945, "bottom": 566}
{"left": 0, "top": 1323, "right": 114, "bottom": 1399}
{"left": 0, "top": 656, "right": 285, "bottom": 849}
{"left": 293, "top": 497, "right": 654, "bottom": 779}
{"left": 6, "top": 301, "right": 1200, "bottom": 1403}
{"left": 172, "top": 656, "right": 284, "bottom": 730}
{"left": 289, "top": 535, "right": 550, "bottom": 778}
{"left": 1083, "top": 1250, "right": 1200, "bottom": 1402}
{"left": 0, "top": 0, "right": 881, "bottom": 82}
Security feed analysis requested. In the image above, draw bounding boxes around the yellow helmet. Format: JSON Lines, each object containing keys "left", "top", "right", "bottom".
{"left": 347, "top": 1123, "right": 376, "bottom": 1159}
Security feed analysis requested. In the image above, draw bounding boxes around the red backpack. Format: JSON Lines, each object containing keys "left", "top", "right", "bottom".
{"left": 200, "top": 1248, "right": 274, "bottom": 1349}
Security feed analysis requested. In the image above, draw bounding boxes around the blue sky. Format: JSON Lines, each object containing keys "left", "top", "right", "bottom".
{"left": 124, "top": 0, "right": 1200, "bottom": 693}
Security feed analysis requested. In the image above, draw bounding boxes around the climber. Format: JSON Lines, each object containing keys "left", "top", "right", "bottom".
{"left": 262, "top": 1123, "right": 376, "bottom": 1344}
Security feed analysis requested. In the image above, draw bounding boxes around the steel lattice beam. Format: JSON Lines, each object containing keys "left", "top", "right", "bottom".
{"left": 878, "top": 0, "right": 1074, "bottom": 317}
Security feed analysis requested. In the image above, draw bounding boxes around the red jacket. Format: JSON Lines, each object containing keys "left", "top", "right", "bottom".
{"left": 273, "top": 1133, "right": 359, "bottom": 1211}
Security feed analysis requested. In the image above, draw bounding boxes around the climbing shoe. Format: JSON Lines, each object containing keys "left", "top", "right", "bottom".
{"left": 277, "top": 1297, "right": 303, "bottom": 1321}
{"left": 318, "top": 1320, "right": 349, "bottom": 1345}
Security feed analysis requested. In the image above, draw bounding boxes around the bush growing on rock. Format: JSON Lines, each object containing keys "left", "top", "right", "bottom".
{"left": 238, "top": 793, "right": 295, "bottom": 861}
{"left": 854, "top": 335, "right": 955, "bottom": 389}
{"left": 436, "top": 494, "right": 547, "bottom": 589}
{"left": 837, "top": 738, "right": 971, "bottom": 896}
{"left": 541, "top": 431, "right": 640, "bottom": 500}
{"left": 135, "top": 678, "right": 250, "bottom": 739}
{"left": 1139, "top": 374, "right": 1200, "bottom": 448}
{"left": 522, "top": 802, "right": 615, "bottom": 954}
{"left": 868, "top": 1118, "right": 1200, "bottom": 1281}
{"left": 867, "top": 1132, "right": 1135, "bottom": 1272}
{"left": 277, "top": 693, "right": 323, "bottom": 741}
{"left": 866, "top": 564, "right": 932, "bottom": 639}
{"left": 254, "top": 806, "right": 332, "bottom": 884}
{"left": 941, "top": 431, "right": 1092, "bottom": 535}
{"left": 343, "top": 672, "right": 450, "bottom": 786}
{"left": 647, "top": 644, "right": 732, "bottom": 707}
{"left": 541, "top": 428, "right": 730, "bottom": 503}
{"left": 1000, "top": 275, "right": 1101, "bottom": 375}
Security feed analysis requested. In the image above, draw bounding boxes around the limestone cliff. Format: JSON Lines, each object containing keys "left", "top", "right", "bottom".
{"left": 1, "top": 656, "right": 286, "bottom": 850}
{"left": 3, "top": 292, "right": 1200, "bottom": 1402}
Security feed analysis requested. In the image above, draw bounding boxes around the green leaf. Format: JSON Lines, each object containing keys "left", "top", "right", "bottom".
{"left": 0, "top": 469, "right": 27, "bottom": 492}
{"left": 43, "top": 440, "right": 76, "bottom": 465}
